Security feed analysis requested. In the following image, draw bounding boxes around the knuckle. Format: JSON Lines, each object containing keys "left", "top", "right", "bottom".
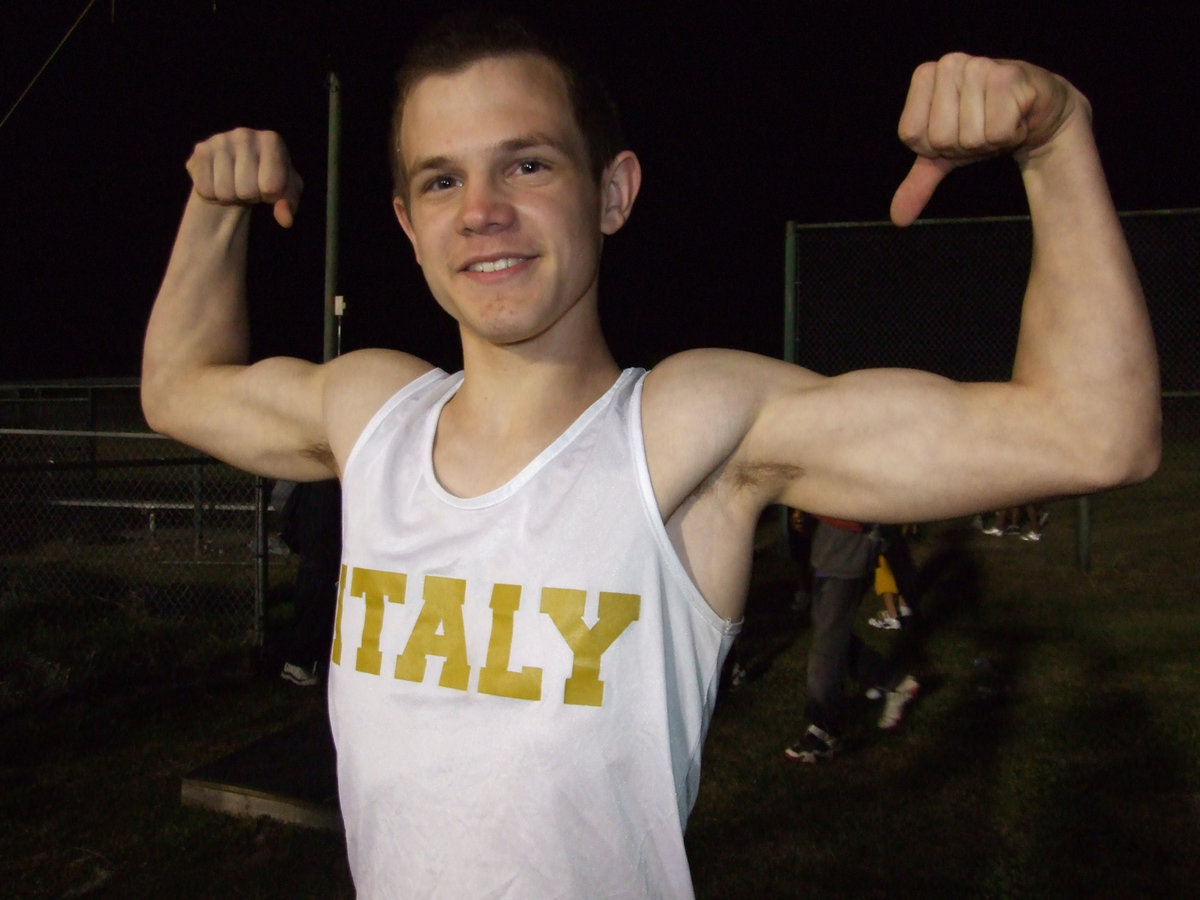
{"left": 258, "top": 130, "right": 286, "bottom": 157}
{"left": 896, "top": 120, "right": 921, "bottom": 146}
{"left": 962, "top": 55, "right": 993, "bottom": 80}
{"left": 938, "top": 51, "right": 971, "bottom": 68}
{"left": 908, "top": 60, "right": 937, "bottom": 92}
{"left": 913, "top": 60, "right": 938, "bottom": 79}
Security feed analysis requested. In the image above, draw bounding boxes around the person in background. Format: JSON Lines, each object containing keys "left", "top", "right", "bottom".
{"left": 276, "top": 479, "right": 342, "bottom": 686}
{"left": 984, "top": 504, "right": 1048, "bottom": 541}
{"left": 869, "top": 524, "right": 918, "bottom": 629}
{"left": 785, "top": 517, "right": 919, "bottom": 764}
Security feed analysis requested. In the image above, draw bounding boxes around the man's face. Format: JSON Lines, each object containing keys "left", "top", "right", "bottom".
{"left": 394, "top": 54, "right": 616, "bottom": 349}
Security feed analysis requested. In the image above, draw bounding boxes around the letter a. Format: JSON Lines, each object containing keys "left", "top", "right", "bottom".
{"left": 394, "top": 575, "right": 471, "bottom": 690}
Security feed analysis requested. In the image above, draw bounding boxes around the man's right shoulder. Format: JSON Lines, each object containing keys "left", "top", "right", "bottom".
{"left": 323, "top": 349, "right": 439, "bottom": 467}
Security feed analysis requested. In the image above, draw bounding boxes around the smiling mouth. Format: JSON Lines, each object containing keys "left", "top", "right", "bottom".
{"left": 465, "top": 257, "right": 529, "bottom": 273}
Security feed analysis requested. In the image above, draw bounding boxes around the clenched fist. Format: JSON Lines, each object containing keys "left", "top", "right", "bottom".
{"left": 185, "top": 128, "right": 304, "bottom": 228}
{"left": 890, "top": 54, "right": 1086, "bottom": 226}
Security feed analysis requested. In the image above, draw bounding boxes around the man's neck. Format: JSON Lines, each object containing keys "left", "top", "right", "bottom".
{"left": 454, "top": 336, "right": 621, "bottom": 436}
{"left": 430, "top": 332, "right": 621, "bottom": 498}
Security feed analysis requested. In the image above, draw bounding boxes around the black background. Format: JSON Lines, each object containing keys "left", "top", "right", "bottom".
{"left": 1, "top": 0, "right": 1196, "bottom": 380}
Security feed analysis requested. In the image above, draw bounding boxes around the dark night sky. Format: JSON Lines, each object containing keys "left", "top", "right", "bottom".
{"left": 1, "top": 0, "right": 1197, "bottom": 381}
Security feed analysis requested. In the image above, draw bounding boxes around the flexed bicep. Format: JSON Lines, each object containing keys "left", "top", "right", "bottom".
{"left": 144, "top": 128, "right": 318, "bottom": 475}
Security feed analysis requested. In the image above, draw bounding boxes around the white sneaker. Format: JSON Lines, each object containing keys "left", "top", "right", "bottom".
{"left": 281, "top": 662, "right": 319, "bottom": 687}
{"left": 878, "top": 675, "right": 919, "bottom": 729}
{"left": 784, "top": 724, "right": 842, "bottom": 763}
{"left": 868, "top": 612, "right": 901, "bottom": 630}
{"left": 898, "top": 601, "right": 914, "bottom": 617}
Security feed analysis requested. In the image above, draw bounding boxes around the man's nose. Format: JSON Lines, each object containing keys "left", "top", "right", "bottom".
{"left": 458, "top": 176, "right": 516, "bottom": 235}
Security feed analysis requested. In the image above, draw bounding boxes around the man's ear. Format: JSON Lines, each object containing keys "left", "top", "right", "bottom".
{"left": 393, "top": 196, "right": 422, "bottom": 265}
{"left": 599, "top": 151, "right": 641, "bottom": 236}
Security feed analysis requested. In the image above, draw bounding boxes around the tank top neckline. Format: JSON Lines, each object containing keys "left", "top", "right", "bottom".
{"left": 422, "top": 368, "right": 642, "bottom": 510}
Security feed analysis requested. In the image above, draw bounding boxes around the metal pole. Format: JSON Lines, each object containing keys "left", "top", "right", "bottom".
{"left": 254, "top": 476, "right": 268, "bottom": 647}
{"left": 335, "top": 294, "right": 346, "bottom": 357}
{"left": 192, "top": 456, "right": 203, "bottom": 556}
{"left": 324, "top": 72, "right": 342, "bottom": 363}
{"left": 1076, "top": 495, "right": 1091, "bottom": 571}
{"left": 783, "top": 220, "right": 797, "bottom": 366}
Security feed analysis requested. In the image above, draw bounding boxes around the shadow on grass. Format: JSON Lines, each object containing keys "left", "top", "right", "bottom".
{"left": 1008, "top": 648, "right": 1200, "bottom": 895}
{"left": 687, "top": 617, "right": 1037, "bottom": 897}
{"left": 689, "top": 513, "right": 1200, "bottom": 898}
{"left": 687, "top": 534, "right": 1044, "bottom": 898}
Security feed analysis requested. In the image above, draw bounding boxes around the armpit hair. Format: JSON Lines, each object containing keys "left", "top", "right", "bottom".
{"left": 692, "top": 460, "right": 804, "bottom": 501}
{"left": 301, "top": 442, "right": 336, "bottom": 470}
{"left": 732, "top": 461, "right": 804, "bottom": 492}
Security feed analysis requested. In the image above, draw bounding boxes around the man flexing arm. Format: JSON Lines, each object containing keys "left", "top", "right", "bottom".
{"left": 643, "top": 55, "right": 1160, "bottom": 620}
{"left": 141, "top": 128, "right": 430, "bottom": 481}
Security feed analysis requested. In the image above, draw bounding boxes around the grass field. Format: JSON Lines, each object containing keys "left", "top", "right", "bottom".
{"left": 1, "top": 447, "right": 1197, "bottom": 898}
{"left": 688, "top": 492, "right": 1200, "bottom": 897}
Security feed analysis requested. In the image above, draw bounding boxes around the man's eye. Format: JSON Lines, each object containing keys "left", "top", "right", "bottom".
{"left": 425, "top": 175, "right": 457, "bottom": 192}
{"left": 516, "top": 160, "right": 546, "bottom": 175}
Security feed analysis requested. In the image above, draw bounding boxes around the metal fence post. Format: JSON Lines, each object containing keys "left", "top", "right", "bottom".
{"left": 254, "top": 475, "right": 268, "bottom": 648}
{"left": 192, "top": 456, "right": 204, "bottom": 555}
{"left": 779, "top": 221, "right": 798, "bottom": 555}
{"left": 1076, "top": 496, "right": 1091, "bottom": 571}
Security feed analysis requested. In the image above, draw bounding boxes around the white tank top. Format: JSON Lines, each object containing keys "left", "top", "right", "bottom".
{"left": 329, "top": 367, "right": 739, "bottom": 898}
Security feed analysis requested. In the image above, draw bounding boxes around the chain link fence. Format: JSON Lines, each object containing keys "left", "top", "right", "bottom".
{"left": 0, "top": 380, "right": 271, "bottom": 647}
{"left": 1, "top": 211, "right": 1193, "bottom": 639}
{"left": 785, "top": 208, "right": 1199, "bottom": 564}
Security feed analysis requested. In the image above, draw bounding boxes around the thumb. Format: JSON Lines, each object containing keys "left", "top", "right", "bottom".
{"left": 271, "top": 172, "right": 304, "bottom": 228}
{"left": 890, "top": 156, "right": 956, "bottom": 227}
{"left": 273, "top": 197, "right": 296, "bottom": 228}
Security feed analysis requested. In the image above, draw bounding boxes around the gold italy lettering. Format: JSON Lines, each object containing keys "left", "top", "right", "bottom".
{"left": 349, "top": 567, "right": 408, "bottom": 676}
{"left": 394, "top": 575, "right": 471, "bottom": 691}
{"left": 331, "top": 564, "right": 348, "bottom": 665}
{"left": 477, "top": 584, "right": 543, "bottom": 701}
{"left": 541, "top": 588, "right": 641, "bottom": 707}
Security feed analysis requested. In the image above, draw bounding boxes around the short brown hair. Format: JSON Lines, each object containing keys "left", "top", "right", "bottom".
{"left": 390, "top": 12, "right": 625, "bottom": 203}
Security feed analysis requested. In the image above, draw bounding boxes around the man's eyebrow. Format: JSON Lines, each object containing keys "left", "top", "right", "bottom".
{"left": 496, "top": 133, "right": 576, "bottom": 157}
{"left": 408, "top": 133, "right": 578, "bottom": 178}
{"left": 409, "top": 154, "right": 453, "bottom": 179}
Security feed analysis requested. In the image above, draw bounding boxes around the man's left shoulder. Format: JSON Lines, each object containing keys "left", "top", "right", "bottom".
{"left": 643, "top": 348, "right": 805, "bottom": 424}
{"left": 644, "top": 347, "right": 750, "bottom": 400}
{"left": 639, "top": 350, "right": 780, "bottom": 510}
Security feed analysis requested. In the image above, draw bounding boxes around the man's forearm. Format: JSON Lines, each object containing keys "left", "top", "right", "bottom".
{"left": 1014, "top": 112, "right": 1160, "bottom": 482}
{"left": 142, "top": 194, "right": 254, "bottom": 428}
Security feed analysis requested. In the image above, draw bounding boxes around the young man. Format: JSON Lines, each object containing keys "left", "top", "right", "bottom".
{"left": 141, "top": 17, "right": 1159, "bottom": 898}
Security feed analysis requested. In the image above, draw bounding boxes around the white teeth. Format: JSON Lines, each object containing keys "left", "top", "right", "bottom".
{"left": 468, "top": 257, "right": 526, "bottom": 273}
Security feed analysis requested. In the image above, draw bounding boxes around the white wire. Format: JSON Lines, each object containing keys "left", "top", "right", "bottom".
{"left": 0, "top": 0, "right": 100, "bottom": 135}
